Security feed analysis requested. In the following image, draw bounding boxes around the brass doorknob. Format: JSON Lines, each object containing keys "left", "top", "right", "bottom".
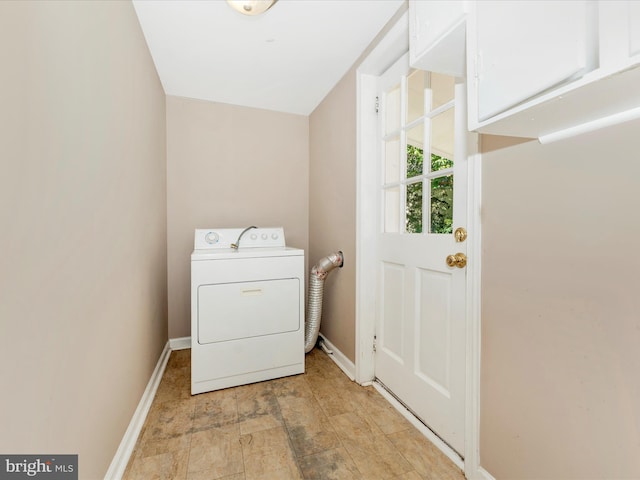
{"left": 446, "top": 253, "right": 467, "bottom": 268}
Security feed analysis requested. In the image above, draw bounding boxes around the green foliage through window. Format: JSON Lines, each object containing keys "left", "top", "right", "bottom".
{"left": 407, "top": 145, "right": 423, "bottom": 178}
{"left": 431, "top": 175, "right": 453, "bottom": 234}
{"left": 405, "top": 145, "right": 453, "bottom": 234}
{"left": 406, "top": 182, "right": 423, "bottom": 233}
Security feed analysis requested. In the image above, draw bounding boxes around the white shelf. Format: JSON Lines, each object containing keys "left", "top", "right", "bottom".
{"left": 469, "top": 60, "right": 640, "bottom": 139}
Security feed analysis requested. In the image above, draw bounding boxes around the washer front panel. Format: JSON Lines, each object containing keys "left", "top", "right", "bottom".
{"left": 191, "top": 249, "right": 305, "bottom": 394}
{"left": 198, "top": 278, "right": 300, "bottom": 344}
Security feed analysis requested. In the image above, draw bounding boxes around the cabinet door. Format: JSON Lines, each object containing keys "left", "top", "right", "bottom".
{"left": 630, "top": 1, "right": 640, "bottom": 57}
{"left": 599, "top": 1, "right": 640, "bottom": 68}
{"left": 474, "top": 0, "right": 595, "bottom": 121}
{"left": 409, "top": 0, "right": 466, "bottom": 76}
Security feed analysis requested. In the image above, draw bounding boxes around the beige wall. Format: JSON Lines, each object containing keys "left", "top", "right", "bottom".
{"left": 308, "top": 69, "right": 358, "bottom": 362}
{"left": 166, "top": 96, "right": 309, "bottom": 338}
{"left": 480, "top": 123, "right": 640, "bottom": 478}
{"left": 0, "top": 1, "right": 167, "bottom": 477}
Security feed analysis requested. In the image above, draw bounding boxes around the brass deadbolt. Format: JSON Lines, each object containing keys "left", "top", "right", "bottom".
{"left": 454, "top": 227, "right": 467, "bottom": 243}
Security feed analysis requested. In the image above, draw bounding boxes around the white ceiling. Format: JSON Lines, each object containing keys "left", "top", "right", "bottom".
{"left": 132, "top": 0, "right": 405, "bottom": 116}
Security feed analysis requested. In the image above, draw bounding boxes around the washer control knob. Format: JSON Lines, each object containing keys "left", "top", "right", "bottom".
{"left": 204, "top": 231, "right": 219, "bottom": 244}
{"left": 250, "top": 233, "right": 258, "bottom": 240}
{"left": 261, "top": 233, "right": 268, "bottom": 240}
{"left": 271, "top": 233, "right": 279, "bottom": 240}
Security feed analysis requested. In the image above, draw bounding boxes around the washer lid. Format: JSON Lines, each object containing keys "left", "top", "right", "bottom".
{"left": 191, "top": 246, "right": 304, "bottom": 260}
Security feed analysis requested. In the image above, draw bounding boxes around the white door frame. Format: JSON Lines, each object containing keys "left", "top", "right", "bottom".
{"left": 354, "top": 11, "right": 484, "bottom": 480}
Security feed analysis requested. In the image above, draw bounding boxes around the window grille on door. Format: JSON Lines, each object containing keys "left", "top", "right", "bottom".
{"left": 382, "top": 70, "right": 456, "bottom": 235}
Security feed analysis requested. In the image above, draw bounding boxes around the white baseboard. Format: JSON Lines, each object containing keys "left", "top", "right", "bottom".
{"left": 372, "top": 381, "right": 464, "bottom": 471}
{"left": 317, "top": 333, "right": 356, "bottom": 380}
{"left": 104, "top": 341, "right": 171, "bottom": 480}
{"left": 169, "top": 336, "right": 191, "bottom": 350}
{"left": 477, "top": 467, "right": 497, "bottom": 480}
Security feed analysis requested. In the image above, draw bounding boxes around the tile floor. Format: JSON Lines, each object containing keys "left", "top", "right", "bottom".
{"left": 123, "top": 348, "right": 465, "bottom": 480}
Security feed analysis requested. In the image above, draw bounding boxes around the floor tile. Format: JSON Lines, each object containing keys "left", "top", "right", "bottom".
{"left": 243, "top": 449, "right": 302, "bottom": 480}
{"left": 270, "top": 374, "right": 314, "bottom": 399}
{"left": 239, "top": 426, "right": 290, "bottom": 458}
{"left": 314, "top": 392, "right": 362, "bottom": 417}
{"left": 124, "top": 448, "right": 189, "bottom": 480}
{"left": 351, "top": 390, "right": 412, "bottom": 435}
{"left": 235, "top": 380, "right": 274, "bottom": 400}
{"left": 167, "top": 349, "right": 191, "bottom": 368}
{"left": 341, "top": 435, "right": 413, "bottom": 479}
{"left": 138, "top": 432, "right": 192, "bottom": 459}
{"left": 393, "top": 472, "right": 425, "bottom": 480}
{"left": 187, "top": 472, "right": 245, "bottom": 480}
{"left": 329, "top": 410, "right": 384, "bottom": 443}
{"left": 188, "top": 424, "right": 244, "bottom": 478}
{"left": 242, "top": 396, "right": 279, "bottom": 415}
{"left": 387, "top": 429, "right": 464, "bottom": 480}
{"left": 192, "top": 388, "right": 238, "bottom": 433}
{"left": 236, "top": 384, "right": 284, "bottom": 434}
{"left": 142, "top": 399, "right": 195, "bottom": 448}
{"left": 286, "top": 419, "right": 341, "bottom": 457}
{"left": 278, "top": 395, "right": 326, "bottom": 427}
{"left": 127, "top": 400, "right": 193, "bottom": 461}
{"left": 238, "top": 412, "right": 284, "bottom": 435}
{"left": 155, "top": 366, "right": 192, "bottom": 403}
{"left": 236, "top": 383, "right": 280, "bottom": 417}
{"left": 329, "top": 410, "right": 415, "bottom": 479}
{"left": 240, "top": 426, "right": 302, "bottom": 480}
{"left": 340, "top": 433, "right": 398, "bottom": 457}
{"left": 297, "top": 447, "right": 363, "bottom": 480}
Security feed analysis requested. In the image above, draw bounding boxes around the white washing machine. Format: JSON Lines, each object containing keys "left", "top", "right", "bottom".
{"left": 191, "top": 227, "right": 305, "bottom": 395}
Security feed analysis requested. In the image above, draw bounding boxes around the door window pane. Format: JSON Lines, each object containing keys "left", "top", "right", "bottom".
{"left": 406, "top": 123, "right": 424, "bottom": 179}
{"left": 385, "top": 84, "right": 401, "bottom": 134}
{"left": 406, "top": 182, "right": 423, "bottom": 233}
{"left": 407, "top": 122, "right": 424, "bottom": 151}
{"left": 407, "top": 70, "right": 426, "bottom": 124}
{"left": 385, "top": 137, "right": 400, "bottom": 183}
{"left": 430, "top": 175, "right": 453, "bottom": 234}
{"left": 407, "top": 144, "right": 424, "bottom": 180}
{"left": 431, "top": 73, "right": 455, "bottom": 110}
{"left": 385, "top": 187, "right": 400, "bottom": 233}
{"left": 431, "top": 153, "right": 453, "bottom": 173}
{"left": 431, "top": 109, "right": 455, "bottom": 167}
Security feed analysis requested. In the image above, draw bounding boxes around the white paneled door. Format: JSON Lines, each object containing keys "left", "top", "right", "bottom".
{"left": 374, "top": 53, "right": 468, "bottom": 455}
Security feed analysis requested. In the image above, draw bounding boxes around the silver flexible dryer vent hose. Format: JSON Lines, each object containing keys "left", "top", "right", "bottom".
{"left": 304, "top": 251, "right": 344, "bottom": 353}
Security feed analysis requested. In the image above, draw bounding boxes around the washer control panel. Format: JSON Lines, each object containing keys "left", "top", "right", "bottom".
{"left": 194, "top": 227, "right": 286, "bottom": 250}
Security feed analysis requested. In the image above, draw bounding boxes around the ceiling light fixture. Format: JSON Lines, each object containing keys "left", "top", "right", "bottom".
{"left": 226, "top": 0, "right": 277, "bottom": 16}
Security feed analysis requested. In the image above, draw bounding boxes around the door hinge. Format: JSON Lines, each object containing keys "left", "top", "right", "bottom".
{"left": 373, "top": 334, "right": 377, "bottom": 353}
{"left": 375, "top": 96, "right": 379, "bottom": 114}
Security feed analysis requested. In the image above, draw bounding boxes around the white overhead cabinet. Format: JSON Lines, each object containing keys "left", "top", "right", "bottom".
{"left": 409, "top": 0, "right": 467, "bottom": 77}
{"left": 471, "top": 1, "right": 597, "bottom": 123}
{"left": 466, "top": 0, "right": 640, "bottom": 140}
{"left": 625, "top": 1, "right": 640, "bottom": 57}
